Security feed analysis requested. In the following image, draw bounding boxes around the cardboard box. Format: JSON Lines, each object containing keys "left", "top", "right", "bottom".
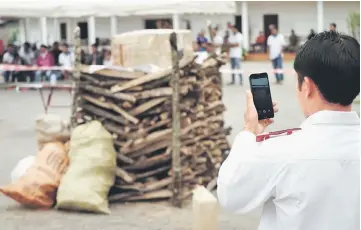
{"left": 111, "top": 29, "right": 194, "bottom": 69}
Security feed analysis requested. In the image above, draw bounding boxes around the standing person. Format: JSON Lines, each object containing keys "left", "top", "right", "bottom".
{"left": 102, "top": 50, "right": 112, "bottom": 66}
{"left": 211, "top": 28, "right": 223, "bottom": 56}
{"left": 196, "top": 30, "right": 208, "bottom": 52}
{"left": 85, "top": 44, "right": 103, "bottom": 65}
{"left": 58, "top": 43, "right": 74, "bottom": 80}
{"left": 329, "top": 23, "right": 337, "bottom": 32}
{"left": 217, "top": 31, "right": 360, "bottom": 230}
{"left": 228, "top": 25, "right": 243, "bottom": 85}
{"left": 267, "top": 26, "right": 285, "bottom": 84}
{"left": 35, "top": 45, "right": 54, "bottom": 82}
{"left": 2, "top": 44, "right": 15, "bottom": 83}
{"left": 19, "top": 42, "right": 35, "bottom": 82}
{"left": 307, "top": 29, "right": 316, "bottom": 40}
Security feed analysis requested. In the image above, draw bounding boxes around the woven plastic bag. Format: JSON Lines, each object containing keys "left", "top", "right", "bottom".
{"left": 36, "top": 114, "right": 71, "bottom": 149}
{"left": 10, "top": 155, "right": 35, "bottom": 183}
{"left": 56, "top": 121, "right": 116, "bottom": 214}
{"left": 0, "top": 142, "right": 68, "bottom": 208}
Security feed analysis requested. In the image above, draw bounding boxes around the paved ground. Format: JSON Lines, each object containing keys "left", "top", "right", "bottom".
{"left": 0, "top": 61, "right": 359, "bottom": 230}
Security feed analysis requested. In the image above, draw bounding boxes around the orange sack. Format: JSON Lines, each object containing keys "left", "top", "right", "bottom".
{"left": 0, "top": 142, "right": 69, "bottom": 209}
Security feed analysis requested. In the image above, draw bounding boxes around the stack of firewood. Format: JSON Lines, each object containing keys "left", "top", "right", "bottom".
{"left": 75, "top": 54, "right": 231, "bottom": 202}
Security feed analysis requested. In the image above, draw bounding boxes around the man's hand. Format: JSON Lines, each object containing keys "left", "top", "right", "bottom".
{"left": 244, "top": 90, "right": 279, "bottom": 135}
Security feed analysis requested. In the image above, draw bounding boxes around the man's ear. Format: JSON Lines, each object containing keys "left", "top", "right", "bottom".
{"left": 303, "top": 77, "right": 317, "bottom": 98}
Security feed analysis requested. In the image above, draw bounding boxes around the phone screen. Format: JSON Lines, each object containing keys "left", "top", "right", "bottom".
{"left": 249, "top": 73, "right": 274, "bottom": 120}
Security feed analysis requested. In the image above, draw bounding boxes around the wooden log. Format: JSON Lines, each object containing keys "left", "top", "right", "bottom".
{"left": 80, "top": 84, "right": 136, "bottom": 103}
{"left": 115, "top": 167, "right": 135, "bottom": 184}
{"left": 82, "top": 103, "right": 127, "bottom": 125}
{"left": 110, "top": 54, "right": 196, "bottom": 93}
{"left": 129, "top": 97, "right": 167, "bottom": 116}
{"left": 82, "top": 95, "right": 139, "bottom": 124}
{"left": 134, "top": 165, "right": 171, "bottom": 180}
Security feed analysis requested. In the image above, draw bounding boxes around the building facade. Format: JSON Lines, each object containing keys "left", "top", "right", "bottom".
{"left": 12, "top": 1, "right": 361, "bottom": 49}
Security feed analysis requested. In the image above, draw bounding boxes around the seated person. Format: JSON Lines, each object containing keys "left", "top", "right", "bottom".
{"left": 287, "top": 29, "right": 299, "bottom": 52}
{"left": 251, "top": 31, "right": 266, "bottom": 52}
{"left": 35, "top": 45, "right": 56, "bottom": 82}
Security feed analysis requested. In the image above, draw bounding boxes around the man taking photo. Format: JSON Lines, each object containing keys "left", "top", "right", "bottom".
{"left": 217, "top": 31, "right": 360, "bottom": 230}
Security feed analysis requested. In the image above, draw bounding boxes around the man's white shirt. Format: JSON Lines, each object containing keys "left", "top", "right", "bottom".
{"left": 2, "top": 52, "right": 14, "bottom": 64}
{"left": 213, "top": 35, "right": 223, "bottom": 56}
{"left": 59, "top": 52, "right": 75, "bottom": 68}
{"left": 267, "top": 34, "right": 285, "bottom": 60}
{"left": 217, "top": 110, "right": 360, "bottom": 230}
{"left": 229, "top": 32, "right": 243, "bottom": 58}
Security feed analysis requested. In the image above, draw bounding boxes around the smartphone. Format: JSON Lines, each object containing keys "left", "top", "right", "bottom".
{"left": 249, "top": 72, "right": 274, "bottom": 120}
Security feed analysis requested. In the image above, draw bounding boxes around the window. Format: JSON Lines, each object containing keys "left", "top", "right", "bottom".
{"left": 144, "top": 19, "right": 173, "bottom": 29}
{"left": 60, "top": 23, "right": 67, "bottom": 40}
{"left": 77, "top": 22, "right": 88, "bottom": 39}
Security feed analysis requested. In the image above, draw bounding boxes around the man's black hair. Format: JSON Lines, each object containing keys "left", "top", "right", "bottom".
{"left": 63, "top": 43, "right": 69, "bottom": 48}
{"left": 40, "top": 44, "right": 47, "bottom": 49}
{"left": 330, "top": 23, "right": 337, "bottom": 28}
{"left": 294, "top": 31, "right": 360, "bottom": 106}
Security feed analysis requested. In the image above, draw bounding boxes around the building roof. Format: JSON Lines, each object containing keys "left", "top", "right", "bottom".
{"left": 0, "top": 0, "right": 236, "bottom": 17}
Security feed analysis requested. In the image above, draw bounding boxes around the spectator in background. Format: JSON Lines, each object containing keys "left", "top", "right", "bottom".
{"left": 35, "top": 45, "right": 54, "bottom": 82}
{"left": 287, "top": 29, "right": 299, "bottom": 52}
{"left": 251, "top": 31, "right": 266, "bottom": 53}
{"left": 196, "top": 30, "right": 208, "bottom": 52}
{"left": 267, "top": 26, "right": 285, "bottom": 84}
{"left": 329, "top": 23, "right": 337, "bottom": 32}
{"left": 223, "top": 30, "right": 230, "bottom": 54}
{"left": 103, "top": 50, "right": 112, "bottom": 66}
{"left": 51, "top": 42, "right": 61, "bottom": 66}
{"left": 211, "top": 28, "right": 223, "bottom": 56}
{"left": 2, "top": 44, "right": 16, "bottom": 83}
{"left": 59, "top": 43, "right": 74, "bottom": 80}
{"left": 32, "top": 43, "right": 39, "bottom": 59}
{"left": 307, "top": 29, "right": 316, "bottom": 40}
{"left": 85, "top": 44, "right": 103, "bottom": 65}
{"left": 228, "top": 25, "right": 243, "bottom": 85}
{"left": 19, "top": 42, "right": 35, "bottom": 82}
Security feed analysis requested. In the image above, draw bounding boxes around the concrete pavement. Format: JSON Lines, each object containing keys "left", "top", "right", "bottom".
{"left": 0, "top": 61, "right": 358, "bottom": 230}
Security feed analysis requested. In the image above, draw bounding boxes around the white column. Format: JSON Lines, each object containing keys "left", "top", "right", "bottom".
{"left": 18, "top": 19, "right": 26, "bottom": 44}
{"left": 40, "top": 17, "right": 48, "bottom": 45}
{"left": 66, "top": 18, "right": 72, "bottom": 44}
{"left": 53, "top": 17, "right": 59, "bottom": 43}
{"left": 241, "top": 1, "right": 249, "bottom": 51}
{"left": 110, "top": 16, "right": 118, "bottom": 37}
{"left": 317, "top": 1, "right": 324, "bottom": 33}
{"left": 88, "top": 16, "right": 96, "bottom": 46}
{"left": 24, "top": 18, "right": 30, "bottom": 41}
{"left": 172, "top": 13, "right": 180, "bottom": 30}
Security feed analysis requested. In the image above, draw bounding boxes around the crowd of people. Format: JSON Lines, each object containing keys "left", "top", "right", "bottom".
{"left": 192, "top": 22, "right": 341, "bottom": 85}
{"left": 0, "top": 41, "right": 112, "bottom": 83}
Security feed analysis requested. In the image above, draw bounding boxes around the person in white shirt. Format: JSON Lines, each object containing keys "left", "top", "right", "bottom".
{"left": 211, "top": 28, "right": 223, "bottom": 56}
{"left": 267, "top": 27, "right": 285, "bottom": 84}
{"left": 2, "top": 44, "right": 15, "bottom": 83}
{"left": 228, "top": 25, "right": 243, "bottom": 85}
{"left": 217, "top": 31, "right": 360, "bottom": 230}
{"left": 58, "top": 43, "right": 74, "bottom": 80}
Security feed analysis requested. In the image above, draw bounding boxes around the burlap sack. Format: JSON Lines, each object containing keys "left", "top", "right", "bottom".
{"left": 0, "top": 142, "right": 69, "bottom": 208}
{"left": 36, "top": 114, "right": 71, "bottom": 149}
{"left": 56, "top": 121, "right": 116, "bottom": 214}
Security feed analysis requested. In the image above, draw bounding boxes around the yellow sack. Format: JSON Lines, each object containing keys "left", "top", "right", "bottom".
{"left": 56, "top": 121, "right": 116, "bottom": 214}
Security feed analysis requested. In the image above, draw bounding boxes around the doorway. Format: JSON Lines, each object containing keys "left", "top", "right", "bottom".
{"left": 263, "top": 14, "right": 279, "bottom": 48}
{"left": 144, "top": 19, "right": 172, "bottom": 29}
{"left": 234, "top": 16, "right": 242, "bottom": 33}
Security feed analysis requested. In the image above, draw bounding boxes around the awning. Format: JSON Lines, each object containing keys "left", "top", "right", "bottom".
{"left": 0, "top": 0, "right": 236, "bottom": 17}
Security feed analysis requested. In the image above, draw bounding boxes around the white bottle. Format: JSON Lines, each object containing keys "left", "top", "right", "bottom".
{"left": 50, "top": 73, "right": 57, "bottom": 85}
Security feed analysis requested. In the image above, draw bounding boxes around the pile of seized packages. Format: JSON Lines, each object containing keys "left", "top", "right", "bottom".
{"left": 1, "top": 115, "right": 116, "bottom": 214}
